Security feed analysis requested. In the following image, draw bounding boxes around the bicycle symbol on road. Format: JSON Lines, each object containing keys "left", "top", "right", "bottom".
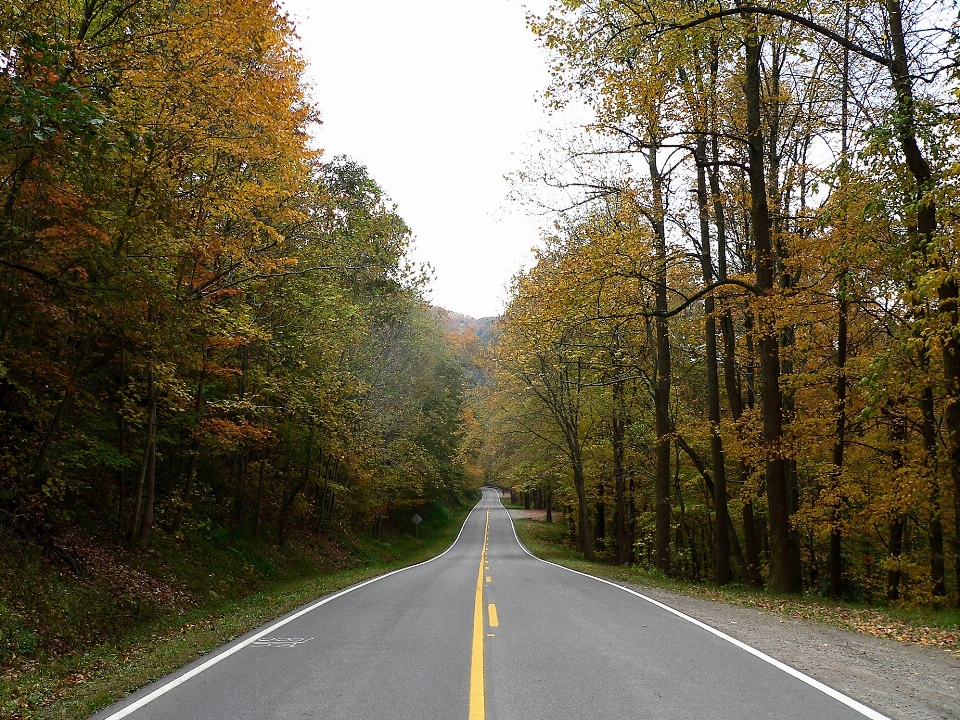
{"left": 251, "top": 637, "right": 314, "bottom": 648}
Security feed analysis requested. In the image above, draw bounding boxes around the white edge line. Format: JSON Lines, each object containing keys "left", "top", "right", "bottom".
{"left": 498, "top": 499, "right": 891, "bottom": 720}
{"left": 99, "top": 502, "right": 480, "bottom": 720}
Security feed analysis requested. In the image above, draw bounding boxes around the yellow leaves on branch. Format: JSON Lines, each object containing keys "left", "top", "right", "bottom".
{"left": 105, "top": 0, "right": 317, "bottom": 269}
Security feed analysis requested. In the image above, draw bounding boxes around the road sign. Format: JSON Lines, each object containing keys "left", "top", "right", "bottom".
{"left": 412, "top": 513, "right": 422, "bottom": 538}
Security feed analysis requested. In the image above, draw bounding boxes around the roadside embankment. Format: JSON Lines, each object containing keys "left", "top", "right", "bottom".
{"left": 2, "top": 499, "right": 474, "bottom": 720}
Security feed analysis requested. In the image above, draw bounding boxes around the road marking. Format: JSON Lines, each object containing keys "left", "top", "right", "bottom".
{"left": 488, "top": 604, "right": 499, "bottom": 628}
{"left": 485, "top": 576, "right": 491, "bottom": 583}
{"left": 469, "top": 508, "right": 490, "bottom": 720}
{"left": 97, "top": 503, "right": 481, "bottom": 720}
{"left": 499, "top": 500, "right": 892, "bottom": 720}
{"left": 250, "top": 637, "right": 313, "bottom": 648}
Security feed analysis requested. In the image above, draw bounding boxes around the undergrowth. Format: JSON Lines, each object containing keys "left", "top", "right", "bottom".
{"left": 512, "top": 515, "right": 960, "bottom": 657}
{"left": 1, "top": 495, "right": 476, "bottom": 720}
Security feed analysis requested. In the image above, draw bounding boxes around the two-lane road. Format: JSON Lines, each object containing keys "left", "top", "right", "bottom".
{"left": 94, "top": 488, "right": 887, "bottom": 719}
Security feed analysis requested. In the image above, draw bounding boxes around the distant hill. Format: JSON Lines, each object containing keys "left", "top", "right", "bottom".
{"left": 434, "top": 308, "right": 498, "bottom": 344}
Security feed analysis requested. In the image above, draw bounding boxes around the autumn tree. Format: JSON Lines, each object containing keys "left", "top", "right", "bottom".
{"left": 492, "top": 0, "right": 960, "bottom": 603}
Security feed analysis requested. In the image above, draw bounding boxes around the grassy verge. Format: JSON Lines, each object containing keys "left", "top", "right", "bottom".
{"left": 2, "top": 501, "right": 474, "bottom": 720}
{"left": 512, "top": 515, "right": 960, "bottom": 657}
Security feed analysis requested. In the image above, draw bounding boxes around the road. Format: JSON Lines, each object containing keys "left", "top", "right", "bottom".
{"left": 93, "top": 487, "right": 888, "bottom": 720}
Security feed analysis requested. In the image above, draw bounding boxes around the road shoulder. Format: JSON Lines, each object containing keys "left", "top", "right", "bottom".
{"left": 508, "top": 510, "right": 960, "bottom": 720}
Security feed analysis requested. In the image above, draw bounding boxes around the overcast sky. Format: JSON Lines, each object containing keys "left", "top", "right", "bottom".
{"left": 281, "top": 0, "right": 556, "bottom": 319}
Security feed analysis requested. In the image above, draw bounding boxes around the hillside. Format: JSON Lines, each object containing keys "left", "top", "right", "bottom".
{"left": 434, "top": 308, "right": 498, "bottom": 344}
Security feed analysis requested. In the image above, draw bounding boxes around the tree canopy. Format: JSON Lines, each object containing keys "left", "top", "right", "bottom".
{"left": 0, "top": 1, "right": 468, "bottom": 555}
{"left": 483, "top": 0, "right": 960, "bottom": 605}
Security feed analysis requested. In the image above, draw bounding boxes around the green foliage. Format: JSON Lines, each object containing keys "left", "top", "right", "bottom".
{"left": 0, "top": 0, "right": 471, "bottom": 685}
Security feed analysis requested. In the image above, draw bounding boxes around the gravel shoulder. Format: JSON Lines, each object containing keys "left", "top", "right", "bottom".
{"left": 507, "top": 509, "right": 960, "bottom": 720}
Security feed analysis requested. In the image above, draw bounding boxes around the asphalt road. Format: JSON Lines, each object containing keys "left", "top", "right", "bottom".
{"left": 93, "top": 488, "right": 889, "bottom": 720}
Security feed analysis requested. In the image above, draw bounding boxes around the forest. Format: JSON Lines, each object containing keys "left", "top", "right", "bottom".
{"left": 0, "top": 0, "right": 471, "bottom": 668}
{"left": 4, "top": 0, "right": 960, "bottom": 688}
{"left": 480, "top": 0, "right": 960, "bottom": 606}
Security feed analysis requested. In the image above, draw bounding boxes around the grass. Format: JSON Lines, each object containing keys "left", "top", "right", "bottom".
{"left": 1, "top": 499, "right": 474, "bottom": 720}
{"left": 512, "top": 515, "right": 960, "bottom": 657}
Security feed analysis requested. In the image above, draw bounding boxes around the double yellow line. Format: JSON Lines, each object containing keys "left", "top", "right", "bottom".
{"left": 469, "top": 509, "right": 490, "bottom": 720}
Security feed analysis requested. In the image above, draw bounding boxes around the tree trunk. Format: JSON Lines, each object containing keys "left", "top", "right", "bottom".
{"left": 278, "top": 476, "right": 307, "bottom": 547}
{"left": 316, "top": 454, "right": 331, "bottom": 528}
{"left": 136, "top": 364, "right": 158, "bottom": 546}
{"left": 676, "top": 434, "right": 746, "bottom": 576}
{"left": 612, "top": 376, "right": 628, "bottom": 564}
{"left": 830, "top": 279, "right": 848, "bottom": 599}
{"left": 138, "top": 426, "right": 156, "bottom": 546}
{"left": 649, "top": 139, "right": 672, "bottom": 574}
{"left": 552, "top": 365, "right": 593, "bottom": 560}
{"left": 918, "top": 382, "right": 946, "bottom": 597}
{"left": 887, "top": 516, "right": 905, "bottom": 602}
{"left": 745, "top": 29, "right": 791, "bottom": 594}
{"left": 183, "top": 366, "right": 205, "bottom": 499}
{"left": 327, "top": 457, "right": 341, "bottom": 522}
{"left": 886, "top": 403, "right": 908, "bottom": 602}
{"left": 721, "top": 304, "right": 763, "bottom": 588}
{"left": 828, "top": 0, "right": 852, "bottom": 603}
{"left": 693, "top": 136, "right": 731, "bottom": 584}
{"left": 230, "top": 346, "right": 250, "bottom": 524}
{"left": 929, "top": 490, "right": 946, "bottom": 597}
{"left": 710, "top": 116, "right": 757, "bottom": 586}
{"left": 573, "top": 460, "right": 594, "bottom": 560}
{"left": 131, "top": 363, "right": 157, "bottom": 542}
{"left": 595, "top": 483, "right": 606, "bottom": 550}
{"left": 117, "top": 341, "right": 126, "bottom": 531}
{"left": 254, "top": 455, "right": 266, "bottom": 541}
{"left": 707, "top": 156, "right": 763, "bottom": 588}
{"left": 628, "top": 470, "right": 636, "bottom": 563}
{"left": 742, "top": 496, "right": 762, "bottom": 585}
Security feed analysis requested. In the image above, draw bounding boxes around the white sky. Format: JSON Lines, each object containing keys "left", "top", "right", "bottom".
{"left": 281, "top": 0, "right": 556, "bottom": 318}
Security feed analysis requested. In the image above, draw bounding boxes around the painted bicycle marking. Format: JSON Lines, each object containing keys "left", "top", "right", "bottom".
{"left": 251, "top": 637, "right": 314, "bottom": 648}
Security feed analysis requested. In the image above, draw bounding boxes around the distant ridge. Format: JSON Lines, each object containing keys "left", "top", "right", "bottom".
{"left": 433, "top": 308, "right": 498, "bottom": 344}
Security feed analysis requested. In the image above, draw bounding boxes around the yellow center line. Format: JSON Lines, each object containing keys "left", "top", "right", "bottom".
{"left": 469, "top": 508, "right": 490, "bottom": 720}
